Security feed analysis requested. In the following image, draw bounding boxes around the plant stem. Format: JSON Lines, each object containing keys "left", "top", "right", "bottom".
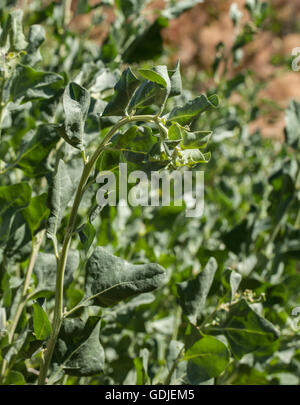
{"left": 171, "top": 305, "right": 182, "bottom": 341}
{"left": 38, "top": 114, "right": 157, "bottom": 384}
{"left": 11, "top": 230, "right": 46, "bottom": 340}
{"left": 0, "top": 229, "right": 45, "bottom": 381}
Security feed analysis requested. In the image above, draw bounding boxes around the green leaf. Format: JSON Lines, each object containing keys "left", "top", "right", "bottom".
{"left": 123, "top": 150, "right": 147, "bottom": 165}
{"left": 0, "top": 182, "right": 31, "bottom": 218}
{"left": 78, "top": 222, "right": 96, "bottom": 254}
{"left": 98, "top": 149, "right": 121, "bottom": 171}
{"left": 284, "top": 100, "right": 300, "bottom": 150}
{"left": 102, "top": 293, "right": 155, "bottom": 324}
{"left": 221, "top": 269, "right": 242, "bottom": 302}
{"left": 15, "top": 124, "right": 60, "bottom": 177}
{"left": 62, "top": 82, "right": 91, "bottom": 150}
{"left": 168, "top": 60, "right": 182, "bottom": 97}
{"left": 10, "top": 65, "right": 65, "bottom": 102}
{"left": 138, "top": 68, "right": 169, "bottom": 87}
{"left": 0, "top": 183, "right": 31, "bottom": 246}
{"left": 90, "top": 68, "right": 118, "bottom": 93}
{"left": 162, "top": 0, "right": 203, "bottom": 19}
{"left": 0, "top": 10, "right": 28, "bottom": 52}
{"left": 102, "top": 67, "right": 140, "bottom": 116}
{"left": 184, "top": 336, "right": 230, "bottom": 383}
{"left": 85, "top": 246, "right": 166, "bottom": 307}
{"left": 47, "top": 160, "right": 76, "bottom": 241}
{"left": 128, "top": 65, "right": 171, "bottom": 112}
{"left": 111, "top": 125, "right": 156, "bottom": 152}
{"left": 268, "top": 167, "right": 295, "bottom": 226}
{"left": 134, "top": 357, "right": 144, "bottom": 385}
{"left": 127, "top": 81, "right": 159, "bottom": 112}
{"left": 222, "top": 299, "right": 280, "bottom": 359}
{"left": 32, "top": 302, "right": 52, "bottom": 340}
{"left": 167, "top": 94, "right": 219, "bottom": 125}
{"left": 177, "top": 257, "right": 217, "bottom": 324}
{"left": 3, "top": 370, "right": 26, "bottom": 385}
{"left": 33, "top": 250, "right": 79, "bottom": 293}
{"left": 178, "top": 149, "right": 211, "bottom": 166}
{"left": 181, "top": 130, "right": 212, "bottom": 149}
{"left": 4, "top": 212, "right": 32, "bottom": 263}
{"left": 55, "top": 317, "right": 104, "bottom": 376}
{"left": 22, "top": 24, "right": 45, "bottom": 66}
{"left": 168, "top": 122, "right": 183, "bottom": 141}
{"left": 22, "top": 193, "right": 49, "bottom": 236}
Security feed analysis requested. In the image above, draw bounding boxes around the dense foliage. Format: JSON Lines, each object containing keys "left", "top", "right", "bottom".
{"left": 0, "top": 0, "right": 299, "bottom": 385}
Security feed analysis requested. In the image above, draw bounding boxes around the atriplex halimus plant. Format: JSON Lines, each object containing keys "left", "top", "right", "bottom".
{"left": 0, "top": 9, "right": 219, "bottom": 384}
{"left": 1, "top": 0, "right": 287, "bottom": 386}
{"left": 37, "top": 66, "right": 219, "bottom": 385}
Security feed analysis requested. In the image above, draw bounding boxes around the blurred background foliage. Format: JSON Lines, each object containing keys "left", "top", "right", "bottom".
{"left": 17, "top": 0, "right": 300, "bottom": 138}
{"left": 0, "top": 0, "right": 300, "bottom": 385}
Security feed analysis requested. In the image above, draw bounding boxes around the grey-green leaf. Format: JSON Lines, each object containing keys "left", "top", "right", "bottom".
{"left": 168, "top": 60, "right": 182, "bottom": 97}
{"left": 0, "top": 182, "right": 31, "bottom": 218}
{"left": 222, "top": 299, "right": 280, "bottom": 359}
{"left": 138, "top": 68, "right": 169, "bottom": 87}
{"left": 128, "top": 65, "right": 171, "bottom": 112}
{"left": 184, "top": 336, "right": 230, "bottom": 383}
{"left": 0, "top": 183, "right": 31, "bottom": 247}
{"left": 3, "top": 370, "right": 26, "bottom": 385}
{"left": 162, "top": 0, "right": 204, "bottom": 19}
{"left": 10, "top": 65, "right": 65, "bottom": 102}
{"left": 32, "top": 302, "right": 52, "bottom": 340}
{"left": 102, "top": 67, "right": 140, "bottom": 116}
{"left": 168, "top": 122, "right": 183, "bottom": 141}
{"left": 111, "top": 125, "right": 156, "bottom": 152}
{"left": 178, "top": 149, "right": 211, "bottom": 166}
{"left": 55, "top": 317, "right": 104, "bottom": 377}
{"left": 33, "top": 250, "right": 79, "bottom": 293}
{"left": 177, "top": 257, "right": 217, "bottom": 324}
{"left": 0, "top": 10, "right": 28, "bottom": 52}
{"left": 181, "top": 130, "right": 212, "bottom": 149}
{"left": 63, "top": 82, "right": 91, "bottom": 150}
{"left": 47, "top": 160, "right": 76, "bottom": 241}
{"left": 221, "top": 269, "right": 242, "bottom": 302}
{"left": 15, "top": 124, "right": 60, "bottom": 177}
{"left": 167, "top": 94, "right": 219, "bottom": 125}
{"left": 284, "top": 100, "right": 300, "bottom": 150}
{"left": 22, "top": 193, "right": 49, "bottom": 236}
{"left": 22, "top": 24, "right": 45, "bottom": 66}
{"left": 78, "top": 222, "right": 96, "bottom": 254}
{"left": 85, "top": 246, "right": 166, "bottom": 307}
